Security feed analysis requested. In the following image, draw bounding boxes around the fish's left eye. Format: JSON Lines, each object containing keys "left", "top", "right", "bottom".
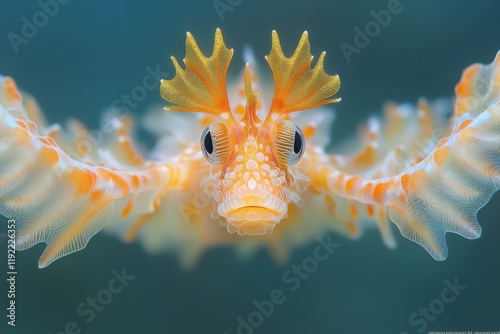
{"left": 201, "top": 122, "right": 231, "bottom": 165}
{"left": 274, "top": 120, "right": 305, "bottom": 165}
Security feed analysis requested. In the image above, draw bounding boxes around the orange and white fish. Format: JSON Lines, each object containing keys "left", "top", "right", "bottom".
{"left": 0, "top": 29, "right": 498, "bottom": 268}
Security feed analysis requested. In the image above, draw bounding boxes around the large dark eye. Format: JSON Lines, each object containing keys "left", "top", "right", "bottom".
{"left": 293, "top": 130, "right": 303, "bottom": 154}
{"left": 201, "top": 122, "right": 231, "bottom": 165}
{"left": 204, "top": 130, "right": 214, "bottom": 154}
{"left": 274, "top": 120, "right": 305, "bottom": 165}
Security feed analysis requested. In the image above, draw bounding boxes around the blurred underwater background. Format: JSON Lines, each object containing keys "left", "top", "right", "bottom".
{"left": 1, "top": 0, "right": 500, "bottom": 333}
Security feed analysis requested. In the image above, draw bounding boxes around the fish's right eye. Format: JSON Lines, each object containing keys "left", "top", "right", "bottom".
{"left": 201, "top": 122, "right": 231, "bottom": 165}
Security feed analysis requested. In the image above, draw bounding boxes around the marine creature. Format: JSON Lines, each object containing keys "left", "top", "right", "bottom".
{"left": 0, "top": 29, "right": 498, "bottom": 268}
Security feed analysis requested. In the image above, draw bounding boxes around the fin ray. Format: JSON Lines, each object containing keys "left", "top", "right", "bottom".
{"left": 160, "top": 28, "right": 234, "bottom": 117}
{"left": 0, "top": 76, "right": 185, "bottom": 267}
{"left": 265, "top": 31, "right": 341, "bottom": 115}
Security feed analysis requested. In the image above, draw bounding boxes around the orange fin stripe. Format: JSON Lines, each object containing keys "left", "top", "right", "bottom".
{"left": 125, "top": 213, "right": 154, "bottom": 242}
{"left": 0, "top": 76, "right": 191, "bottom": 267}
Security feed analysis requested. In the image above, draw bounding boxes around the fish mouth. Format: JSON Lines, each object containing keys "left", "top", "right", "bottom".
{"left": 218, "top": 193, "right": 287, "bottom": 236}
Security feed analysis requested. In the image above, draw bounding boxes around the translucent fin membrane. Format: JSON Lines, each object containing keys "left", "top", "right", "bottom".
{"left": 310, "top": 52, "right": 500, "bottom": 260}
{"left": 387, "top": 53, "right": 500, "bottom": 260}
{"left": 0, "top": 76, "right": 181, "bottom": 267}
